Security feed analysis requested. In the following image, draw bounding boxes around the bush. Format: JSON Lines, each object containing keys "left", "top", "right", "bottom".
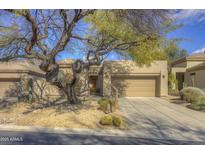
{"left": 98, "top": 98, "right": 112, "bottom": 113}
{"left": 112, "top": 115, "right": 123, "bottom": 127}
{"left": 188, "top": 98, "right": 205, "bottom": 111}
{"left": 98, "top": 98, "right": 119, "bottom": 113}
{"left": 98, "top": 98, "right": 110, "bottom": 112}
{"left": 99, "top": 115, "right": 113, "bottom": 125}
{"left": 179, "top": 87, "right": 205, "bottom": 103}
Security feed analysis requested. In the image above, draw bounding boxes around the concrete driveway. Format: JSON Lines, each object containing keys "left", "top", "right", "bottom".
{"left": 119, "top": 97, "right": 205, "bottom": 142}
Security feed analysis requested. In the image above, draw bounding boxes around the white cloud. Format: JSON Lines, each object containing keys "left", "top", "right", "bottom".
{"left": 174, "top": 10, "right": 205, "bottom": 24}
{"left": 192, "top": 47, "right": 205, "bottom": 54}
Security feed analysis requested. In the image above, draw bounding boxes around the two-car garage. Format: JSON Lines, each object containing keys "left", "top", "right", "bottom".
{"left": 102, "top": 60, "right": 167, "bottom": 97}
{"left": 111, "top": 75, "right": 160, "bottom": 97}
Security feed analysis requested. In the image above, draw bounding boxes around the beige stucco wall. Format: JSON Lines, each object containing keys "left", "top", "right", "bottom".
{"left": 39, "top": 64, "right": 90, "bottom": 101}
{"left": 172, "top": 61, "right": 187, "bottom": 68}
{"left": 187, "top": 61, "right": 205, "bottom": 68}
{"left": 171, "top": 67, "right": 187, "bottom": 74}
{"left": 0, "top": 72, "right": 28, "bottom": 79}
{"left": 185, "top": 70, "right": 205, "bottom": 90}
{"left": 102, "top": 60, "right": 168, "bottom": 97}
{"left": 183, "top": 63, "right": 205, "bottom": 89}
{"left": 101, "top": 62, "right": 112, "bottom": 97}
{"left": 0, "top": 61, "right": 44, "bottom": 98}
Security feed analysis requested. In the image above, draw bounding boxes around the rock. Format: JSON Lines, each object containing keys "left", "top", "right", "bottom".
{"left": 32, "top": 103, "right": 44, "bottom": 109}
{"left": 33, "top": 109, "right": 41, "bottom": 113}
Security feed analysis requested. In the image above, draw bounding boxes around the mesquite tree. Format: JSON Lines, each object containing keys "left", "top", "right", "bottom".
{"left": 0, "top": 10, "right": 173, "bottom": 104}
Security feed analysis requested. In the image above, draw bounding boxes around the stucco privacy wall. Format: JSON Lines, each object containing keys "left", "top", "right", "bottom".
{"left": 38, "top": 60, "right": 90, "bottom": 100}
{"left": 102, "top": 60, "right": 168, "bottom": 97}
{"left": 184, "top": 68, "right": 205, "bottom": 90}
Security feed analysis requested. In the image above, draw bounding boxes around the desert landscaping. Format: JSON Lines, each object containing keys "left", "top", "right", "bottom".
{"left": 0, "top": 97, "right": 125, "bottom": 129}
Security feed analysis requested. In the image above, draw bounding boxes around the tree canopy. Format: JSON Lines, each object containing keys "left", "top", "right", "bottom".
{"left": 163, "top": 39, "right": 188, "bottom": 64}
{"left": 85, "top": 10, "right": 176, "bottom": 64}
{"left": 0, "top": 9, "right": 181, "bottom": 65}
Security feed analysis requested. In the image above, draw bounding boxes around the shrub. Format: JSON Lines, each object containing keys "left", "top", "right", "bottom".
{"left": 98, "top": 98, "right": 112, "bottom": 113}
{"left": 98, "top": 98, "right": 110, "bottom": 112}
{"left": 179, "top": 87, "right": 205, "bottom": 103}
{"left": 99, "top": 115, "right": 113, "bottom": 125}
{"left": 112, "top": 115, "right": 123, "bottom": 127}
{"left": 98, "top": 98, "right": 119, "bottom": 113}
{"left": 188, "top": 98, "right": 205, "bottom": 111}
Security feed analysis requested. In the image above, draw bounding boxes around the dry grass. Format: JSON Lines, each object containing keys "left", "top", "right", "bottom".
{"left": 0, "top": 100, "right": 122, "bottom": 129}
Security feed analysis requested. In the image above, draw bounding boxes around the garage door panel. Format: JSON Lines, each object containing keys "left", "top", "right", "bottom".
{"left": 125, "top": 88, "right": 155, "bottom": 91}
{"left": 112, "top": 76, "right": 157, "bottom": 97}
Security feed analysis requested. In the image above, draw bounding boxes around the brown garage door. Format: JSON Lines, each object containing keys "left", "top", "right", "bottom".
{"left": 111, "top": 76, "right": 158, "bottom": 97}
{"left": 0, "top": 79, "right": 19, "bottom": 97}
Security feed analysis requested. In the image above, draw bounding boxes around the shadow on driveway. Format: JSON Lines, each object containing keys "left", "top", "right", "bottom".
{"left": 119, "top": 97, "right": 205, "bottom": 142}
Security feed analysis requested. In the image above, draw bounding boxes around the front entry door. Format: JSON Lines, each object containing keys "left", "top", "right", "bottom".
{"left": 89, "top": 76, "right": 98, "bottom": 95}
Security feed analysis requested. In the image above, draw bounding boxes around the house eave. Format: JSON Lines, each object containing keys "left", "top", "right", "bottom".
{"left": 171, "top": 57, "right": 205, "bottom": 66}
{"left": 0, "top": 70, "right": 45, "bottom": 78}
{"left": 187, "top": 63, "right": 205, "bottom": 72}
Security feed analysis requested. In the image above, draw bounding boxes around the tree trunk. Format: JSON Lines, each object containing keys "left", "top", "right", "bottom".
{"left": 67, "top": 60, "right": 83, "bottom": 104}
{"left": 39, "top": 52, "right": 100, "bottom": 104}
{"left": 39, "top": 59, "right": 83, "bottom": 104}
{"left": 66, "top": 80, "right": 80, "bottom": 104}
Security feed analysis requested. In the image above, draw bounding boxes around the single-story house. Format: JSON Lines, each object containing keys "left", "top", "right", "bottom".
{"left": 171, "top": 53, "right": 205, "bottom": 91}
{"left": 0, "top": 59, "right": 168, "bottom": 99}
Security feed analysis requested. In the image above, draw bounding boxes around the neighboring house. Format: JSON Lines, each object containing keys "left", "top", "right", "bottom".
{"left": 0, "top": 59, "right": 168, "bottom": 99}
{"left": 185, "top": 62, "right": 205, "bottom": 90}
{"left": 171, "top": 53, "right": 205, "bottom": 91}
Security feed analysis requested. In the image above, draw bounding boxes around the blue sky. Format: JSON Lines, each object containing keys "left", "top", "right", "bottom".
{"left": 167, "top": 10, "right": 205, "bottom": 54}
